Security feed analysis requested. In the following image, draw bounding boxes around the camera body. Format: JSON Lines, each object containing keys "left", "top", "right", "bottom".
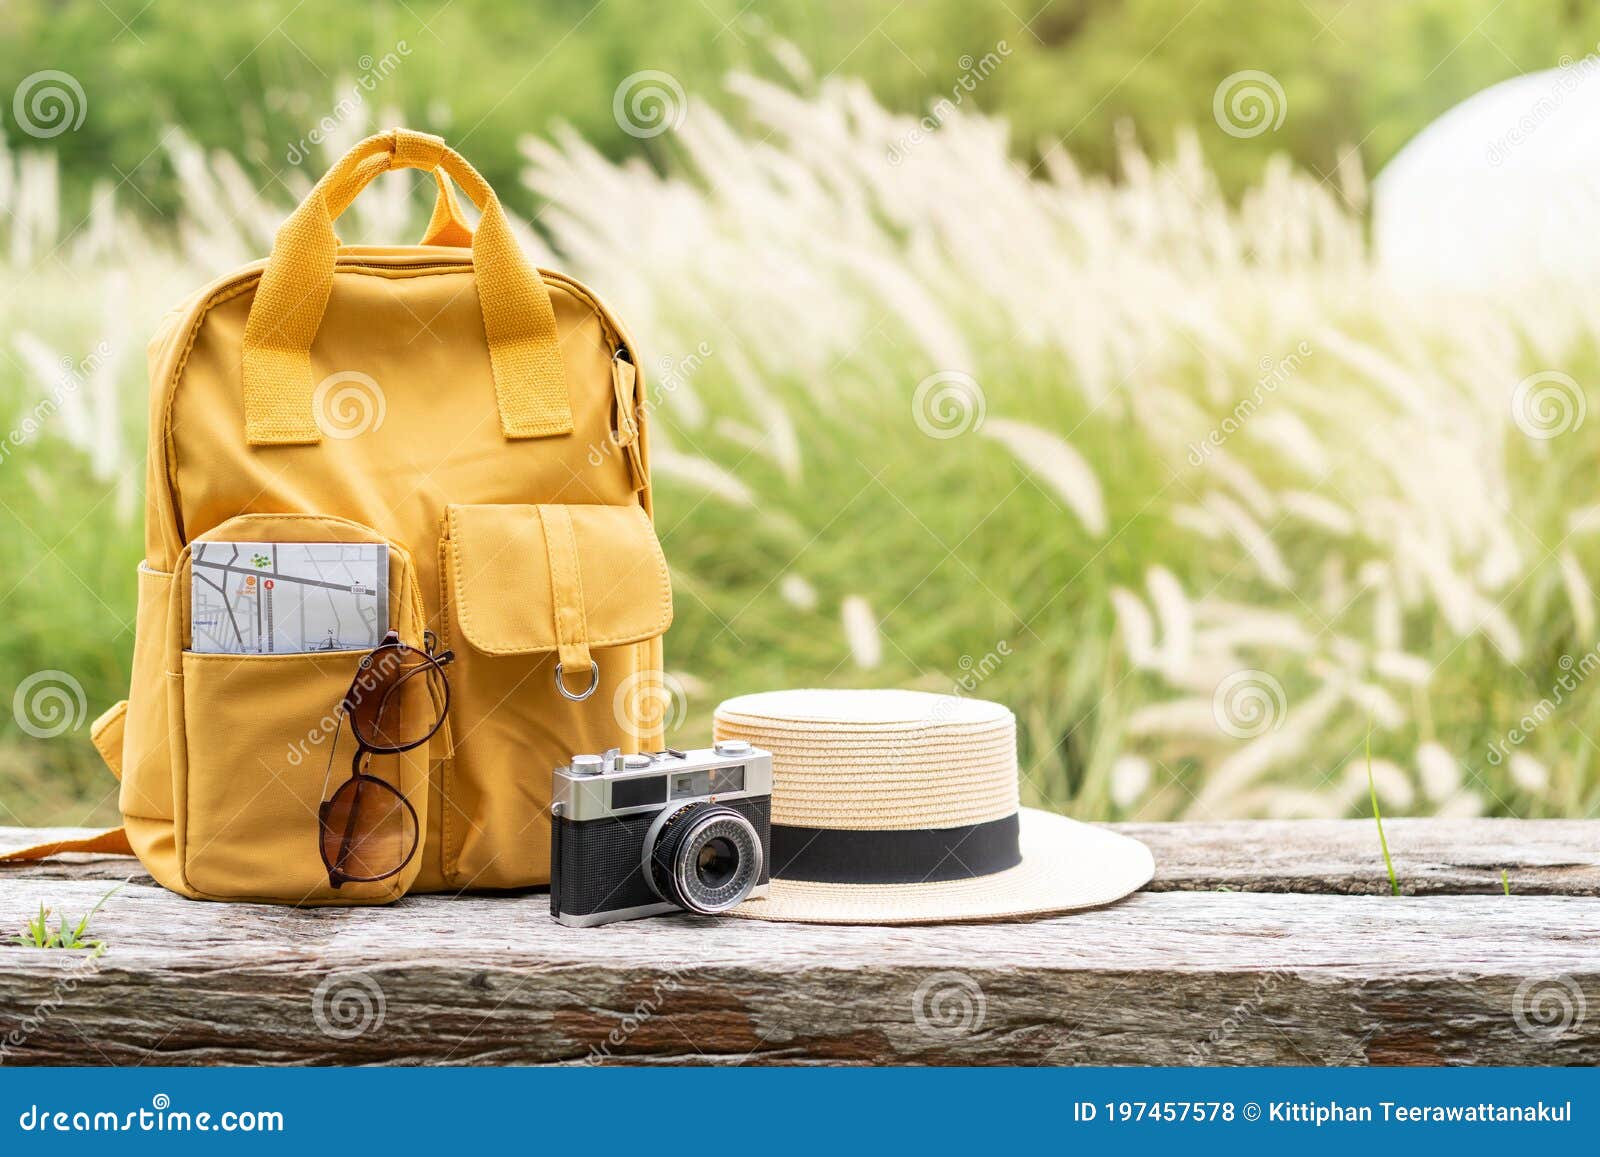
{"left": 550, "top": 741, "right": 772, "bottom": 927}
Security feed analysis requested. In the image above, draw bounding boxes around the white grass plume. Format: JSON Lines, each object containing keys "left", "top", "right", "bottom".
{"left": 779, "top": 573, "right": 818, "bottom": 611}
{"left": 1415, "top": 741, "right": 1461, "bottom": 801}
{"left": 2, "top": 74, "right": 1593, "bottom": 824}
{"left": 980, "top": 418, "right": 1107, "bottom": 537}
{"left": 648, "top": 447, "right": 755, "bottom": 506}
{"left": 841, "top": 595, "right": 882, "bottom": 669}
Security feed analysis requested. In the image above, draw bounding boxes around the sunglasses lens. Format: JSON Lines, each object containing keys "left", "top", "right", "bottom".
{"left": 320, "top": 773, "right": 418, "bottom": 883}
{"left": 346, "top": 645, "right": 445, "bottom": 751}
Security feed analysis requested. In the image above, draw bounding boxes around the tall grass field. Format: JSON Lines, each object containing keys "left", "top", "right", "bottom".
{"left": 2, "top": 77, "right": 1597, "bottom": 827}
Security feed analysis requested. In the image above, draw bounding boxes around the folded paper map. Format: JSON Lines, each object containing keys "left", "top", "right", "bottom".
{"left": 189, "top": 542, "right": 388, "bottom": 654}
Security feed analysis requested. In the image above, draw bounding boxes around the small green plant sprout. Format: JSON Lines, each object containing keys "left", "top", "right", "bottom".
{"left": 13, "top": 885, "right": 122, "bottom": 957}
{"left": 1501, "top": 869, "right": 1511, "bottom": 896}
{"left": 1367, "top": 732, "right": 1400, "bottom": 897}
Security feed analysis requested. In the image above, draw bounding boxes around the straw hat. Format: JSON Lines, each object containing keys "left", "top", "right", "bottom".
{"left": 713, "top": 688, "right": 1154, "bottom": 925}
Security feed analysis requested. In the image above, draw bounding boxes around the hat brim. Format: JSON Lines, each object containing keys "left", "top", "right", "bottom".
{"left": 729, "top": 809, "right": 1154, "bottom": 925}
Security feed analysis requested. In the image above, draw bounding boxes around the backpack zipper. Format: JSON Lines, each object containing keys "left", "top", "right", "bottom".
{"left": 168, "top": 253, "right": 632, "bottom": 360}
{"left": 157, "top": 253, "right": 638, "bottom": 552}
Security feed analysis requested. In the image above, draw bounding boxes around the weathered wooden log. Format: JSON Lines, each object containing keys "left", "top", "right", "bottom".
{"left": 10, "top": 818, "right": 1597, "bottom": 893}
{"left": 1123, "top": 817, "right": 1600, "bottom": 896}
{"left": 1, "top": 822, "right": 1597, "bottom": 1065}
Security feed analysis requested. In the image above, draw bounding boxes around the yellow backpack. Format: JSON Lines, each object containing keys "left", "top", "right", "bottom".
{"left": 4, "top": 130, "right": 669, "bottom": 904}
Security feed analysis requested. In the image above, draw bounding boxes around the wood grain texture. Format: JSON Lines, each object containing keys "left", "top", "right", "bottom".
{"left": 1, "top": 822, "right": 1597, "bottom": 1065}
{"left": 8, "top": 818, "right": 1597, "bottom": 893}
{"left": 1125, "top": 818, "right": 1600, "bottom": 896}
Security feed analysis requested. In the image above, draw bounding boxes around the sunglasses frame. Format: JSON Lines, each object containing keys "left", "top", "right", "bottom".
{"left": 318, "top": 630, "right": 454, "bottom": 887}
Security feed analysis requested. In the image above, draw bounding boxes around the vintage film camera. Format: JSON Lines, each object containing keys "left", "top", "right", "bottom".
{"left": 550, "top": 742, "right": 772, "bottom": 927}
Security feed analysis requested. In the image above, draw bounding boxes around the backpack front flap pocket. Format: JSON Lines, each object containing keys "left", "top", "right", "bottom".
{"left": 439, "top": 502, "right": 672, "bottom": 888}
{"left": 171, "top": 514, "right": 434, "bottom": 905}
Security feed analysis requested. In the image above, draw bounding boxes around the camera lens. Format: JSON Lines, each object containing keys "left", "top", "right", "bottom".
{"left": 696, "top": 837, "right": 738, "bottom": 889}
{"left": 644, "top": 804, "right": 763, "bottom": 915}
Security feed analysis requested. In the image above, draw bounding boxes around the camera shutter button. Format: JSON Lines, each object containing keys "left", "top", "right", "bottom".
{"left": 570, "top": 755, "right": 604, "bottom": 776}
{"left": 713, "top": 739, "right": 752, "bottom": 756}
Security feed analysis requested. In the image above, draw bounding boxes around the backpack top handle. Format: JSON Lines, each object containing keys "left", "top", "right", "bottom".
{"left": 241, "top": 128, "right": 573, "bottom": 447}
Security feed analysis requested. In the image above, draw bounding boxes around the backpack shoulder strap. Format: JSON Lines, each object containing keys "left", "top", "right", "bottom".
{"left": 0, "top": 827, "right": 132, "bottom": 862}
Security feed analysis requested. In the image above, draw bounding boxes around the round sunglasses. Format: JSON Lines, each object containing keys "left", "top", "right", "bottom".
{"left": 318, "top": 630, "right": 453, "bottom": 887}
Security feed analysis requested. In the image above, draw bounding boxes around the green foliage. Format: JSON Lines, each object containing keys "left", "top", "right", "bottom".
{"left": 5, "top": 18, "right": 1600, "bottom": 830}
{"left": 1368, "top": 733, "right": 1401, "bottom": 897}
{"left": 997, "top": 0, "right": 1600, "bottom": 194}
{"left": 8, "top": 0, "right": 1600, "bottom": 220}
{"left": 0, "top": 342, "right": 143, "bottom": 825}
{"left": 13, "top": 885, "right": 121, "bottom": 956}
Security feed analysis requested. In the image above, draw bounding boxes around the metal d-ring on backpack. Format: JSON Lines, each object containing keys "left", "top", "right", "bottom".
{"left": 2, "top": 129, "right": 670, "bottom": 905}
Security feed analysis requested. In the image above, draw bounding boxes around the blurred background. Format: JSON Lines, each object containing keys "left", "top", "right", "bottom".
{"left": 4, "top": 0, "right": 1600, "bottom": 827}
